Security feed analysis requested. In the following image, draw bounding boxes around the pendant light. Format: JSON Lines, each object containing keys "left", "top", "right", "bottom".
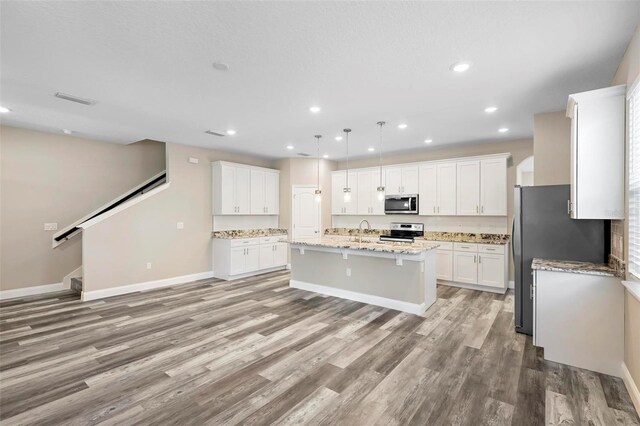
{"left": 314, "top": 135, "right": 322, "bottom": 203}
{"left": 343, "top": 128, "right": 352, "bottom": 202}
{"left": 376, "top": 121, "right": 386, "bottom": 201}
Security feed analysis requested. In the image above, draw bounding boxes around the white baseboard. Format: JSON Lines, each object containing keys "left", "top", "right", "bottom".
{"left": 290, "top": 279, "right": 426, "bottom": 315}
{"left": 508, "top": 280, "right": 515, "bottom": 289}
{"left": 81, "top": 270, "right": 214, "bottom": 301}
{"left": 0, "top": 282, "right": 65, "bottom": 300}
{"left": 622, "top": 362, "right": 640, "bottom": 416}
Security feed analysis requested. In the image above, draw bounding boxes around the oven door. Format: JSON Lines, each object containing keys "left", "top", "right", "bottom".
{"left": 385, "top": 196, "right": 418, "bottom": 214}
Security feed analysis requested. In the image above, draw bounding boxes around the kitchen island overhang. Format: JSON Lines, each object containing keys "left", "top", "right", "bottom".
{"left": 288, "top": 238, "right": 439, "bottom": 315}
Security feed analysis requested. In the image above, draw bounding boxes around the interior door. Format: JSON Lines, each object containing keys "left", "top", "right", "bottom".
{"left": 402, "top": 166, "right": 419, "bottom": 194}
{"left": 480, "top": 159, "right": 507, "bottom": 216}
{"left": 437, "top": 163, "right": 457, "bottom": 215}
{"left": 235, "top": 167, "right": 251, "bottom": 214}
{"left": 419, "top": 165, "right": 437, "bottom": 215}
{"left": 478, "top": 254, "right": 505, "bottom": 288}
{"left": 456, "top": 160, "right": 480, "bottom": 216}
{"left": 453, "top": 251, "right": 478, "bottom": 284}
{"left": 293, "top": 186, "right": 321, "bottom": 239}
{"left": 250, "top": 169, "right": 265, "bottom": 215}
{"left": 264, "top": 171, "right": 279, "bottom": 214}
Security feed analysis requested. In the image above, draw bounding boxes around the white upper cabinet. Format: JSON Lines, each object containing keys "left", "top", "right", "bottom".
{"left": 419, "top": 165, "right": 437, "bottom": 215}
{"left": 332, "top": 171, "right": 358, "bottom": 215}
{"left": 250, "top": 169, "right": 279, "bottom": 215}
{"left": 357, "top": 169, "right": 384, "bottom": 215}
{"left": 480, "top": 158, "right": 507, "bottom": 216}
{"left": 456, "top": 160, "right": 480, "bottom": 216}
{"left": 419, "top": 162, "right": 456, "bottom": 215}
{"left": 385, "top": 165, "right": 419, "bottom": 195}
{"left": 437, "top": 163, "right": 457, "bottom": 215}
{"left": 213, "top": 161, "right": 279, "bottom": 215}
{"left": 567, "top": 85, "right": 625, "bottom": 219}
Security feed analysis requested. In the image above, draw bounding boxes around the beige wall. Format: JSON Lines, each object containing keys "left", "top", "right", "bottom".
{"left": 613, "top": 25, "right": 640, "bottom": 392}
{"left": 336, "top": 139, "right": 534, "bottom": 281}
{"left": 81, "top": 142, "right": 273, "bottom": 292}
{"left": 533, "top": 111, "right": 571, "bottom": 186}
{"left": 277, "top": 158, "right": 337, "bottom": 233}
{"left": 0, "top": 126, "right": 166, "bottom": 290}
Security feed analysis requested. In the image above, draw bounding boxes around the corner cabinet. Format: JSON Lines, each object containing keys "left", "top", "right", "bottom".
{"left": 212, "top": 161, "right": 279, "bottom": 215}
{"left": 567, "top": 85, "right": 625, "bottom": 219}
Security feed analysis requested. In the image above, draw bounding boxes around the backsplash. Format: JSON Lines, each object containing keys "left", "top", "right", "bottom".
{"left": 331, "top": 215, "right": 508, "bottom": 234}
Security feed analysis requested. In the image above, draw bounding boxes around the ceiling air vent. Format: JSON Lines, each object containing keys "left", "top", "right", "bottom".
{"left": 297, "top": 153, "right": 310, "bottom": 157}
{"left": 205, "top": 130, "right": 226, "bottom": 137}
{"left": 54, "top": 92, "right": 97, "bottom": 106}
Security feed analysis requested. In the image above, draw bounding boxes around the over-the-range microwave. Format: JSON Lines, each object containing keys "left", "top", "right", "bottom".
{"left": 384, "top": 194, "right": 418, "bottom": 215}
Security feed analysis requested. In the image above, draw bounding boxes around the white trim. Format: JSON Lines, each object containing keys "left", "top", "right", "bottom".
{"left": 622, "top": 362, "right": 640, "bottom": 415}
{"left": 622, "top": 280, "right": 640, "bottom": 303}
{"left": 290, "top": 279, "right": 426, "bottom": 315}
{"left": 79, "top": 182, "right": 171, "bottom": 230}
{"left": 62, "top": 266, "right": 83, "bottom": 290}
{"left": 81, "top": 270, "right": 214, "bottom": 301}
{"left": 0, "top": 282, "right": 65, "bottom": 300}
{"left": 438, "top": 280, "right": 508, "bottom": 295}
{"left": 331, "top": 152, "right": 511, "bottom": 172}
{"left": 211, "top": 160, "right": 280, "bottom": 174}
{"left": 508, "top": 280, "right": 515, "bottom": 289}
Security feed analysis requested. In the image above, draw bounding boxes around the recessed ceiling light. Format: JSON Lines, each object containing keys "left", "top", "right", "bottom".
{"left": 498, "top": 127, "right": 509, "bottom": 133}
{"left": 484, "top": 106, "right": 498, "bottom": 113}
{"left": 323, "top": 154, "right": 329, "bottom": 159}
{"left": 212, "top": 62, "right": 229, "bottom": 71}
{"left": 62, "top": 129, "right": 72, "bottom": 135}
{"left": 424, "top": 139, "right": 433, "bottom": 144}
{"left": 286, "top": 145, "right": 294, "bottom": 150}
{"left": 451, "top": 62, "right": 471, "bottom": 73}
{"left": 0, "top": 106, "right": 10, "bottom": 113}
{"left": 226, "top": 129, "right": 236, "bottom": 135}
{"left": 335, "top": 136, "right": 343, "bottom": 141}
{"left": 309, "top": 106, "right": 321, "bottom": 113}
{"left": 398, "top": 123, "right": 407, "bottom": 129}
{"left": 368, "top": 147, "right": 375, "bottom": 152}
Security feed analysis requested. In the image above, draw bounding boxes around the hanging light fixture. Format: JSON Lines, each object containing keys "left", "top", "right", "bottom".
{"left": 314, "top": 135, "right": 322, "bottom": 203}
{"left": 343, "top": 128, "right": 352, "bottom": 202}
{"left": 376, "top": 121, "right": 386, "bottom": 201}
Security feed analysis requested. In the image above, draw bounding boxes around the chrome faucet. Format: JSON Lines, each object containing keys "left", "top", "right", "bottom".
{"left": 358, "top": 219, "right": 371, "bottom": 243}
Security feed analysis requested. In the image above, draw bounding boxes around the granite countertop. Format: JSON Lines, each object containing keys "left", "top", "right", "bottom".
{"left": 289, "top": 236, "right": 439, "bottom": 255}
{"left": 212, "top": 228, "right": 288, "bottom": 239}
{"left": 323, "top": 228, "right": 510, "bottom": 245}
{"left": 531, "top": 258, "right": 622, "bottom": 278}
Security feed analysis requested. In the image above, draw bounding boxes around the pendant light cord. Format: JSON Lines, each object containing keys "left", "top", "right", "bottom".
{"left": 344, "top": 129, "right": 351, "bottom": 188}
{"left": 377, "top": 121, "right": 385, "bottom": 186}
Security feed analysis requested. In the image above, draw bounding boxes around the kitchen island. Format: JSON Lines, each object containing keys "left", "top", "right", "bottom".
{"left": 288, "top": 236, "right": 439, "bottom": 314}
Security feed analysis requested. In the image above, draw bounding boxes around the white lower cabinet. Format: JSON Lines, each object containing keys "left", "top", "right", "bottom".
{"left": 428, "top": 241, "right": 508, "bottom": 293}
{"left": 214, "top": 236, "right": 288, "bottom": 280}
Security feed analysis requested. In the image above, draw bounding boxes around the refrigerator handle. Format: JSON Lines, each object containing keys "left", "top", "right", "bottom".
{"left": 511, "top": 217, "right": 515, "bottom": 260}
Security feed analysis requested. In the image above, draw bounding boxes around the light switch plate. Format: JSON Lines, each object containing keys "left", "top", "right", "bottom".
{"left": 188, "top": 157, "right": 199, "bottom": 164}
{"left": 44, "top": 223, "right": 58, "bottom": 231}
{"left": 177, "top": 222, "right": 184, "bottom": 229}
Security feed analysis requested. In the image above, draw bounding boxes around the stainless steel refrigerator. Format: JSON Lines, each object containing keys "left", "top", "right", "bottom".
{"left": 513, "top": 185, "right": 608, "bottom": 335}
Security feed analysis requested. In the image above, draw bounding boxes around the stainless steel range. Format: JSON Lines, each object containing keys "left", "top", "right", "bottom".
{"left": 379, "top": 222, "right": 424, "bottom": 243}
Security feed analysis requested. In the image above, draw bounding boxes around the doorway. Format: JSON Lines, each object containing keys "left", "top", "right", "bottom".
{"left": 292, "top": 185, "right": 321, "bottom": 239}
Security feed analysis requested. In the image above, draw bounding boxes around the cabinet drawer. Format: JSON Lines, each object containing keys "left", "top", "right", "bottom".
{"left": 426, "top": 240, "right": 453, "bottom": 251}
{"left": 260, "top": 235, "right": 287, "bottom": 244}
{"left": 454, "top": 243, "right": 478, "bottom": 252}
{"left": 230, "top": 238, "right": 261, "bottom": 247}
{"left": 478, "top": 244, "right": 504, "bottom": 254}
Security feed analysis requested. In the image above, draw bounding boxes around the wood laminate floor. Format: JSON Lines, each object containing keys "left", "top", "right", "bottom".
{"left": 1, "top": 270, "right": 638, "bottom": 425}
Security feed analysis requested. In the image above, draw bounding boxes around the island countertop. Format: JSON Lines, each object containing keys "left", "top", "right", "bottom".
{"left": 288, "top": 236, "right": 439, "bottom": 255}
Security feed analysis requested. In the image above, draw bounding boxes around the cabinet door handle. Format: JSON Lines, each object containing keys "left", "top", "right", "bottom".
{"left": 478, "top": 255, "right": 482, "bottom": 264}
{"left": 473, "top": 255, "right": 476, "bottom": 263}
{"left": 481, "top": 206, "right": 484, "bottom": 214}
{"left": 438, "top": 206, "right": 440, "bottom": 213}
{"left": 476, "top": 206, "right": 479, "bottom": 213}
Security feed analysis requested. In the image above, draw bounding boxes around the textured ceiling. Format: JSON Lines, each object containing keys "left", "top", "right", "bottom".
{"left": 1, "top": 1, "right": 638, "bottom": 160}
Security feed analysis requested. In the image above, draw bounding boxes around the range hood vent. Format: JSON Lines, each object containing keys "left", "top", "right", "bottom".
{"left": 54, "top": 92, "right": 96, "bottom": 106}
{"left": 205, "top": 130, "right": 226, "bottom": 137}
{"left": 297, "top": 153, "right": 310, "bottom": 157}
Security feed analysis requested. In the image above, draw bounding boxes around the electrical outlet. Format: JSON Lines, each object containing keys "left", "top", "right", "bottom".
{"left": 146, "top": 262, "right": 152, "bottom": 270}
{"left": 177, "top": 222, "right": 184, "bottom": 229}
{"left": 346, "top": 268, "right": 351, "bottom": 277}
{"left": 44, "top": 223, "right": 58, "bottom": 231}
